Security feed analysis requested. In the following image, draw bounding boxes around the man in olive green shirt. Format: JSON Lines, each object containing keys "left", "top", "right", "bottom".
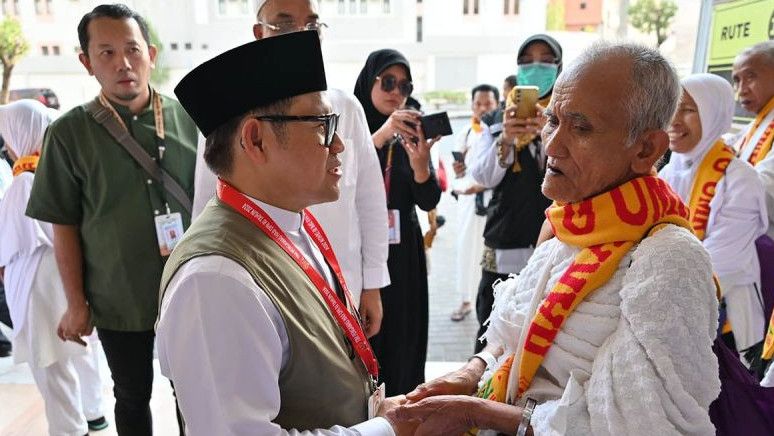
{"left": 26, "top": 5, "right": 196, "bottom": 436}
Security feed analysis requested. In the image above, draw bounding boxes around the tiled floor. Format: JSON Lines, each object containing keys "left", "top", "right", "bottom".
{"left": 0, "top": 128, "right": 483, "bottom": 434}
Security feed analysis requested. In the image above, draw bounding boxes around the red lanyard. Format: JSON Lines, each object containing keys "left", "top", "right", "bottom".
{"left": 216, "top": 179, "right": 379, "bottom": 380}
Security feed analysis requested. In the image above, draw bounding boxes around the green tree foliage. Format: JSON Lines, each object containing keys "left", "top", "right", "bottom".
{"left": 628, "top": 0, "right": 678, "bottom": 47}
{"left": 0, "top": 17, "right": 29, "bottom": 104}
{"left": 146, "top": 19, "right": 170, "bottom": 86}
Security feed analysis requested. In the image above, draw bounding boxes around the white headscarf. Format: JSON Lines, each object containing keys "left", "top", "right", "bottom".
{"left": 0, "top": 99, "right": 57, "bottom": 158}
{"left": 660, "top": 73, "right": 735, "bottom": 200}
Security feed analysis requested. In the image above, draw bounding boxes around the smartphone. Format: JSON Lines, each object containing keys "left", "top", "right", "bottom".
{"left": 506, "top": 86, "right": 539, "bottom": 119}
{"left": 451, "top": 151, "right": 465, "bottom": 163}
{"left": 420, "top": 112, "right": 453, "bottom": 139}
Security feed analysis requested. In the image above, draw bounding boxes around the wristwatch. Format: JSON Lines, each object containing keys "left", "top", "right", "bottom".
{"left": 516, "top": 397, "right": 537, "bottom": 436}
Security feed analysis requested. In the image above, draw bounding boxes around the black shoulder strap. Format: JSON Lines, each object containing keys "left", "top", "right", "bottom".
{"left": 84, "top": 98, "right": 192, "bottom": 214}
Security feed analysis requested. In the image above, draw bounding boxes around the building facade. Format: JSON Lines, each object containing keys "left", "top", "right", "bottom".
{"left": 8, "top": 0, "right": 708, "bottom": 112}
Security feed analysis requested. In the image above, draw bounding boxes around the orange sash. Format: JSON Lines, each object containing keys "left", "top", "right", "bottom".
{"left": 737, "top": 97, "right": 774, "bottom": 166}
{"left": 11, "top": 152, "right": 40, "bottom": 176}
{"left": 477, "top": 175, "right": 691, "bottom": 403}
{"left": 686, "top": 140, "right": 735, "bottom": 240}
{"left": 471, "top": 116, "right": 482, "bottom": 133}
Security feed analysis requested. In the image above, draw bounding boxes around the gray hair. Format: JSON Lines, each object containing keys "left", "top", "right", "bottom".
{"left": 563, "top": 41, "right": 680, "bottom": 146}
{"left": 737, "top": 40, "right": 774, "bottom": 66}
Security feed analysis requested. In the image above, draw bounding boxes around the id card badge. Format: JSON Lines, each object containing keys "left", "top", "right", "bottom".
{"left": 367, "top": 383, "right": 386, "bottom": 419}
{"left": 387, "top": 209, "right": 401, "bottom": 244}
{"left": 155, "top": 212, "right": 184, "bottom": 256}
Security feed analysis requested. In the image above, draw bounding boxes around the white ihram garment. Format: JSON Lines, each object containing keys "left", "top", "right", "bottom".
{"left": 480, "top": 225, "right": 719, "bottom": 435}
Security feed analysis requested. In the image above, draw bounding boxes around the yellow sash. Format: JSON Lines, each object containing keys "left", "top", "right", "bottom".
{"left": 764, "top": 314, "right": 774, "bottom": 359}
{"left": 471, "top": 116, "right": 482, "bottom": 133}
{"left": 477, "top": 175, "right": 691, "bottom": 403}
{"left": 686, "top": 140, "right": 735, "bottom": 241}
{"left": 12, "top": 153, "right": 40, "bottom": 176}
{"left": 738, "top": 97, "right": 774, "bottom": 166}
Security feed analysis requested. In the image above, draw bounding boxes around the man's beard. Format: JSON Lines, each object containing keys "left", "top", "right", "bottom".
{"left": 114, "top": 90, "right": 141, "bottom": 102}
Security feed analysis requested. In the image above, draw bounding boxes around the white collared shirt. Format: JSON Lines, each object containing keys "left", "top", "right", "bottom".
{"left": 156, "top": 196, "right": 393, "bottom": 436}
{"left": 191, "top": 89, "right": 390, "bottom": 305}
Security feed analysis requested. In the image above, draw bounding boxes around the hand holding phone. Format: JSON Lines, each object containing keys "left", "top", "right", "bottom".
{"left": 506, "top": 86, "right": 539, "bottom": 119}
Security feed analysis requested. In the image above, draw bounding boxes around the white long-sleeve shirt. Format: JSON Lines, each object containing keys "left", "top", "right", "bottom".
{"left": 660, "top": 158, "right": 767, "bottom": 287}
{"left": 191, "top": 88, "right": 390, "bottom": 305}
{"left": 661, "top": 157, "right": 768, "bottom": 351}
{"left": 734, "top": 108, "right": 774, "bottom": 238}
{"left": 156, "top": 197, "right": 394, "bottom": 436}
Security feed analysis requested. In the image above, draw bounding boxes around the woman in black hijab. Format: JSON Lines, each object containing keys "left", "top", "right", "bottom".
{"left": 354, "top": 49, "right": 441, "bottom": 396}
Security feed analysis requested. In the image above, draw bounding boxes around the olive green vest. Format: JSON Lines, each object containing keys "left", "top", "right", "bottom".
{"left": 159, "top": 199, "right": 372, "bottom": 430}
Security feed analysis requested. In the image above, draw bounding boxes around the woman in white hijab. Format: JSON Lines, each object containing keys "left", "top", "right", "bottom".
{"left": 0, "top": 100, "right": 107, "bottom": 435}
{"left": 660, "top": 74, "right": 768, "bottom": 362}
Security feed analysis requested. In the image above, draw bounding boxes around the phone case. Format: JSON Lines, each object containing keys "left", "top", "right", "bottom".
{"left": 421, "top": 112, "right": 453, "bottom": 138}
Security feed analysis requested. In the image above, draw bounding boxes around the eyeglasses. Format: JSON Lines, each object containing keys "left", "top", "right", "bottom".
{"left": 376, "top": 74, "right": 414, "bottom": 97}
{"left": 517, "top": 56, "right": 559, "bottom": 65}
{"left": 256, "top": 20, "right": 329, "bottom": 36}
{"left": 254, "top": 113, "right": 340, "bottom": 148}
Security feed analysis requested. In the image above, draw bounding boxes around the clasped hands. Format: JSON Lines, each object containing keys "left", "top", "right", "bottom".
{"left": 377, "top": 359, "right": 493, "bottom": 436}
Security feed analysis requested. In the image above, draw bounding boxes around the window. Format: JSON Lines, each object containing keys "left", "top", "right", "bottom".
{"left": 52, "top": 45, "right": 60, "bottom": 55}
{"left": 218, "top": 0, "right": 248, "bottom": 16}
{"left": 41, "top": 46, "right": 49, "bottom": 56}
{"left": 170, "top": 43, "right": 179, "bottom": 50}
{"left": 416, "top": 16, "right": 423, "bottom": 42}
{"left": 333, "top": 0, "right": 388, "bottom": 15}
{"left": 503, "top": 0, "right": 519, "bottom": 15}
{"left": 580, "top": 1, "right": 587, "bottom": 9}
{"left": 184, "top": 42, "right": 192, "bottom": 50}
{"left": 201, "top": 43, "right": 209, "bottom": 50}
{"left": 34, "top": 0, "right": 52, "bottom": 14}
{"left": 463, "top": 0, "right": 479, "bottom": 15}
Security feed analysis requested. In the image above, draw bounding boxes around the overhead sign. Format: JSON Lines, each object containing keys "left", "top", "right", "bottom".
{"left": 708, "top": 0, "right": 774, "bottom": 66}
{"left": 707, "top": 0, "right": 774, "bottom": 123}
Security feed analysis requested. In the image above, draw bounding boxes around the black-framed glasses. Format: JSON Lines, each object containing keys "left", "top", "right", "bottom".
{"left": 376, "top": 74, "right": 413, "bottom": 97}
{"left": 517, "top": 55, "right": 559, "bottom": 65}
{"left": 256, "top": 20, "right": 329, "bottom": 36}
{"left": 254, "top": 113, "right": 340, "bottom": 148}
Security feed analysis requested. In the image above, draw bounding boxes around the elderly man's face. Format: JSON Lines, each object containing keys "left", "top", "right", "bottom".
{"left": 541, "top": 58, "right": 645, "bottom": 204}
{"left": 732, "top": 52, "right": 774, "bottom": 114}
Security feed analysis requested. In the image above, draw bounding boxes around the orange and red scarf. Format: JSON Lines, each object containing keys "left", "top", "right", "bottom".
{"left": 737, "top": 97, "right": 774, "bottom": 166}
{"left": 477, "top": 175, "right": 691, "bottom": 403}
{"left": 685, "top": 140, "right": 735, "bottom": 241}
{"left": 11, "top": 152, "right": 40, "bottom": 176}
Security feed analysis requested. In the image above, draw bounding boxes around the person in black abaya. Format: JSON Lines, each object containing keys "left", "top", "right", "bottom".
{"left": 354, "top": 49, "right": 441, "bottom": 396}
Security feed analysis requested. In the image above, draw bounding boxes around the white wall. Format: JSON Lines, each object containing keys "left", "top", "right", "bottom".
{"left": 9, "top": 0, "right": 644, "bottom": 112}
